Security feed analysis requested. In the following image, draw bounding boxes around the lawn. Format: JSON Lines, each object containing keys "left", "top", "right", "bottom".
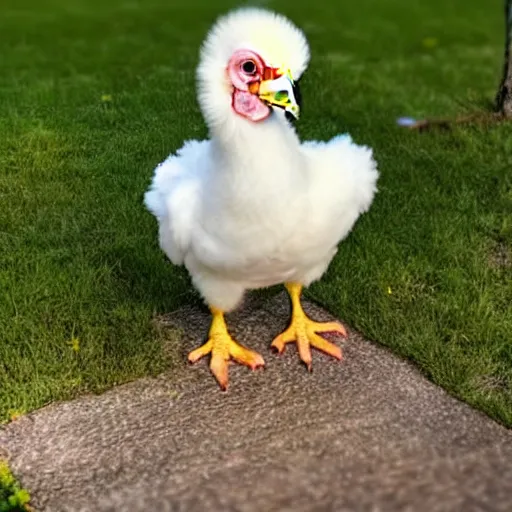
{"left": 0, "top": 0, "right": 510, "bottom": 430}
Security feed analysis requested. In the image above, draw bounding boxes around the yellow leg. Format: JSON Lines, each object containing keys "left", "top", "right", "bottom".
{"left": 271, "top": 283, "right": 346, "bottom": 370}
{"left": 188, "top": 307, "right": 265, "bottom": 390}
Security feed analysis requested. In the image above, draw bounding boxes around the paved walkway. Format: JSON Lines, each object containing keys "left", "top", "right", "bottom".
{"left": 1, "top": 293, "right": 511, "bottom": 511}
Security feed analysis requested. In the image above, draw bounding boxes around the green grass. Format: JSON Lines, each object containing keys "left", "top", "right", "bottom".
{"left": 0, "top": 460, "right": 30, "bottom": 511}
{"left": 0, "top": 0, "right": 510, "bottom": 427}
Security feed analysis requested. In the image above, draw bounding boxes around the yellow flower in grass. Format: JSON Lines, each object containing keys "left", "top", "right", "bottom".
{"left": 422, "top": 37, "right": 438, "bottom": 49}
{"left": 8, "top": 409, "right": 25, "bottom": 421}
{"left": 68, "top": 337, "right": 80, "bottom": 353}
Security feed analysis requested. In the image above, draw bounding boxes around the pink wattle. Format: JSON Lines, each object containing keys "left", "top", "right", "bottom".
{"left": 232, "top": 89, "right": 270, "bottom": 122}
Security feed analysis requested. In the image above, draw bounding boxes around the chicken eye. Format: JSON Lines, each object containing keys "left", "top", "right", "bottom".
{"left": 241, "top": 60, "right": 257, "bottom": 75}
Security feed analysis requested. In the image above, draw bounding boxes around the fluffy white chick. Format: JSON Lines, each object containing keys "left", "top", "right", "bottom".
{"left": 144, "top": 7, "right": 379, "bottom": 389}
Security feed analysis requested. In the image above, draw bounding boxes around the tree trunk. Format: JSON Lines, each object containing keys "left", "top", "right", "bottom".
{"left": 496, "top": 0, "right": 512, "bottom": 117}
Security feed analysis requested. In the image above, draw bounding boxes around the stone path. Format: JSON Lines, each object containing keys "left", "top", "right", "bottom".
{"left": 1, "top": 293, "right": 511, "bottom": 511}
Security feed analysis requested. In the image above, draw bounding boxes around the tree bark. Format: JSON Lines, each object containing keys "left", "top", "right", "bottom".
{"left": 496, "top": 0, "right": 512, "bottom": 117}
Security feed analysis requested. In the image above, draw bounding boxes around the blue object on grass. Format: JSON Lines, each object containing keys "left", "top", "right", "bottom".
{"left": 396, "top": 117, "right": 417, "bottom": 127}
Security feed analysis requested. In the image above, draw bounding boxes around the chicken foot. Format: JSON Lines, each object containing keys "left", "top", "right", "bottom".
{"left": 271, "top": 282, "right": 346, "bottom": 370}
{"left": 188, "top": 307, "right": 265, "bottom": 390}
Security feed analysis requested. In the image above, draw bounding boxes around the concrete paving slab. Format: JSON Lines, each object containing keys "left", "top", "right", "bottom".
{"left": 1, "top": 293, "right": 511, "bottom": 511}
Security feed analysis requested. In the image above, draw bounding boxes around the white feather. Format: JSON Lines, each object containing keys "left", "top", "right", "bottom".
{"left": 144, "top": 8, "right": 379, "bottom": 312}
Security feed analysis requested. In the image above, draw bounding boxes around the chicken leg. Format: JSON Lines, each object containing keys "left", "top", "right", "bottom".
{"left": 271, "top": 282, "right": 346, "bottom": 369}
{"left": 188, "top": 307, "right": 265, "bottom": 390}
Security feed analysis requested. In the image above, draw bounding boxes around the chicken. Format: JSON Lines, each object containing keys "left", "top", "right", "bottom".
{"left": 144, "top": 7, "right": 379, "bottom": 389}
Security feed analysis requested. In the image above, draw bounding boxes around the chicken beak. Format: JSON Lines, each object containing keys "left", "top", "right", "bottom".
{"left": 258, "top": 70, "right": 300, "bottom": 119}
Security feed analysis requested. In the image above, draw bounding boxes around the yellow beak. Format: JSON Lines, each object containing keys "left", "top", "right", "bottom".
{"left": 258, "top": 70, "right": 300, "bottom": 119}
